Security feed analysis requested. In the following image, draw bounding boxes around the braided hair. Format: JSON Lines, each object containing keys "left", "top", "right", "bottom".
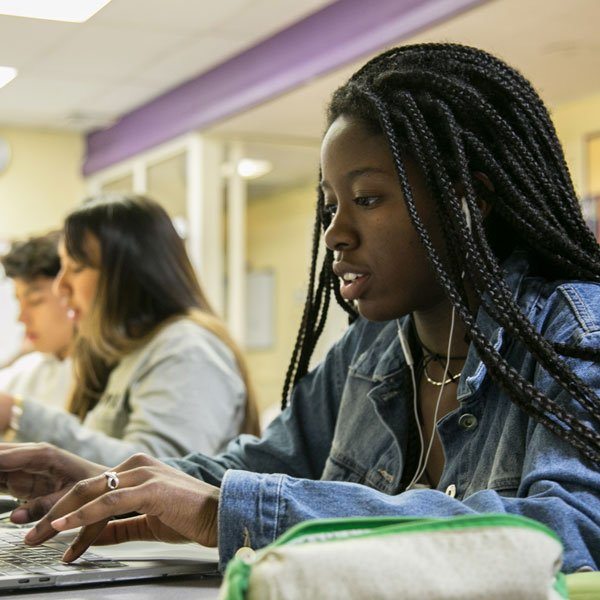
{"left": 282, "top": 43, "right": 600, "bottom": 465}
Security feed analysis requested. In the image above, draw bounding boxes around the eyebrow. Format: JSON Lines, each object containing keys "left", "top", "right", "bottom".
{"left": 320, "top": 167, "right": 390, "bottom": 190}
{"left": 22, "top": 284, "right": 46, "bottom": 297}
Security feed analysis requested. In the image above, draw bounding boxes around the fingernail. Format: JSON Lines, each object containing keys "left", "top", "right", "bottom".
{"left": 51, "top": 517, "right": 67, "bottom": 530}
{"left": 24, "top": 530, "right": 38, "bottom": 544}
{"left": 62, "top": 547, "right": 74, "bottom": 563}
{"left": 12, "top": 508, "right": 30, "bottom": 524}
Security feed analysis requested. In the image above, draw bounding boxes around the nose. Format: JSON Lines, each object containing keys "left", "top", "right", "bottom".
{"left": 323, "top": 204, "right": 358, "bottom": 256}
{"left": 53, "top": 268, "right": 70, "bottom": 300}
{"left": 17, "top": 306, "right": 28, "bottom": 325}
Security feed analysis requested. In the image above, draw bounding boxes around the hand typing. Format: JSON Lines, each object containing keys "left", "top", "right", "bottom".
{"left": 23, "top": 453, "right": 220, "bottom": 562}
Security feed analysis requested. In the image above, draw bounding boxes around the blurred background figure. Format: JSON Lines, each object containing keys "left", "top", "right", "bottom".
{"left": 0, "top": 232, "right": 74, "bottom": 409}
{"left": 0, "top": 194, "right": 259, "bottom": 465}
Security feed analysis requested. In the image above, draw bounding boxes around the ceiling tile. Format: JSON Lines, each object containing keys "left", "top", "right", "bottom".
{"left": 92, "top": 0, "right": 253, "bottom": 33}
{"left": 30, "top": 23, "right": 187, "bottom": 81}
{"left": 0, "top": 75, "right": 106, "bottom": 113}
{"left": 0, "top": 16, "right": 75, "bottom": 68}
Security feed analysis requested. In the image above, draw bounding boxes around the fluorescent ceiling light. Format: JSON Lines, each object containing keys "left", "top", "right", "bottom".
{"left": 0, "top": 0, "right": 112, "bottom": 23}
{"left": 237, "top": 159, "right": 273, "bottom": 180}
{"left": 0, "top": 66, "right": 17, "bottom": 89}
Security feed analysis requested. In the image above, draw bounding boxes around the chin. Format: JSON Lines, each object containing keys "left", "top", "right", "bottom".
{"left": 356, "top": 300, "right": 407, "bottom": 323}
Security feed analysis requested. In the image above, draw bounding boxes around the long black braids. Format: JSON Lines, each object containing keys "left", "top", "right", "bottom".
{"left": 282, "top": 43, "right": 600, "bottom": 464}
{"left": 281, "top": 184, "right": 357, "bottom": 407}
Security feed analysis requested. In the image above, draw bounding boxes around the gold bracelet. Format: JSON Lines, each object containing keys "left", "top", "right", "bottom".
{"left": 4, "top": 396, "right": 23, "bottom": 442}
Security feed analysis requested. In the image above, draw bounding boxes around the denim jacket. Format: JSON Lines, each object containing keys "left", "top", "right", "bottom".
{"left": 167, "top": 253, "right": 600, "bottom": 573}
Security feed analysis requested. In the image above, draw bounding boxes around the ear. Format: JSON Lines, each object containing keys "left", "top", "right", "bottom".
{"left": 471, "top": 171, "right": 494, "bottom": 220}
{"left": 472, "top": 171, "right": 495, "bottom": 192}
{"left": 454, "top": 171, "right": 494, "bottom": 220}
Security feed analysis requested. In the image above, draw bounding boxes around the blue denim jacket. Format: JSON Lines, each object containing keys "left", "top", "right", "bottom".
{"left": 167, "top": 252, "right": 600, "bottom": 573}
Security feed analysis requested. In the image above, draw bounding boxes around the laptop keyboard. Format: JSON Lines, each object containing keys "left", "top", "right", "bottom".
{"left": 0, "top": 528, "right": 125, "bottom": 576}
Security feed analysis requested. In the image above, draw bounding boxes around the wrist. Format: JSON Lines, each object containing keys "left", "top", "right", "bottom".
{"left": 3, "top": 395, "right": 23, "bottom": 440}
{"left": 204, "top": 486, "right": 220, "bottom": 547}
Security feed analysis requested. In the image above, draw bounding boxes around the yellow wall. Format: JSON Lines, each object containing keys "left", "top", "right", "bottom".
{"left": 551, "top": 92, "right": 600, "bottom": 197}
{"left": 0, "top": 126, "right": 84, "bottom": 239}
{"left": 588, "top": 136, "right": 600, "bottom": 195}
{"left": 245, "top": 185, "right": 316, "bottom": 413}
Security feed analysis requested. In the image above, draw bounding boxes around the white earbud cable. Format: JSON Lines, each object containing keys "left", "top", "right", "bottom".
{"left": 405, "top": 304, "right": 457, "bottom": 490}
{"left": 396, "top": 320, "right": 424, "bottom": 491}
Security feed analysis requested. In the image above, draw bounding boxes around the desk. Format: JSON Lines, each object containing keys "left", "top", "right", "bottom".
{"left": 0, "top": 574, "right": 222, "bottom": 598}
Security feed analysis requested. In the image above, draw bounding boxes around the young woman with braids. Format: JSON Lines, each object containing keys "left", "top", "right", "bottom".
{"left": 0, "top": 43, "right": 597, "bottom": 575}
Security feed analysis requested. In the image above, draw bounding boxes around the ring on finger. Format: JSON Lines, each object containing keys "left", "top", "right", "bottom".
{"left": 103, "top": 471, "right": 120, "bottom": 491}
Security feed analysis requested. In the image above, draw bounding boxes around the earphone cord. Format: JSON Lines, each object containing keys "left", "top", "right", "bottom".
{"left": 405, "top": 305, "right": 457, "bottom": 490}
{"left": 396, "top": 319, "right": 423, "bottom": 489}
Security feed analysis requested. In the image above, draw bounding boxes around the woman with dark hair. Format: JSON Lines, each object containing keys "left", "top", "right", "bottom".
{"left": 0, "top": 194, "right": 259, "bottom": 464}
{"left": 0, "top": 44, "right": 598, "bottom": 575}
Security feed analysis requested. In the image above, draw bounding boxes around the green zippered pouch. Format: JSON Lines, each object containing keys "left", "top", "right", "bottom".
{"left": 220, "top": 513, "right": 568, "bottom": 600}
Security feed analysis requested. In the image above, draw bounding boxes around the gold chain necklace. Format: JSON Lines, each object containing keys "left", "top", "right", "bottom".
{"left": 422, "top": 361, "right": 462, "bottom": 386}
{"left": 411, "top": 319, "right": 467, "bottom": 387}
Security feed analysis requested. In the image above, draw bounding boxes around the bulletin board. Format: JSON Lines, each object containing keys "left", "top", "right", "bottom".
{"left": 246, "top": 269, "right": 275, "bottom": 349}
{"left": 585, "top": 133, "right": 600, "bottom": 240}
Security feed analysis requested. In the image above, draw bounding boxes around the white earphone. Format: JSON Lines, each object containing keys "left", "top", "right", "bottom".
{"left": 461, "top": 196, "right": 472, "bottom": 232}
{"left": 397, "top": 320, "right": 423, "bottom": 489}
{"left": 396, "top": 319, "right": 413, "bottom": 368}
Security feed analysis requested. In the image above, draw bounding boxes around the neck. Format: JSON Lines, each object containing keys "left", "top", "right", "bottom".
{"left": 54, "top": 344, "right": 71, "bottom": 361}
{"left": 412, "top": 301, "right": 470, "bottom": 361}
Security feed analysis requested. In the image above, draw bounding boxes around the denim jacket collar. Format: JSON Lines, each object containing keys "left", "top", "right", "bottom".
{"left": 350, "top": 250, "right": 540, "bottom": 402}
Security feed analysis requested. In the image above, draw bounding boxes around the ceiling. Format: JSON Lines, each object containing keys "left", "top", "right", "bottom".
{"left": 206, "top": 0, "right": 600, "bottom": 193}
{"left": 210, "top": 0, "right": 600, "bottom": 144}
{"left": 0, "top": 0, "right": 334, "bottom": 130}
{"left": 0, "top": 0, "right": 598, "bottom": 194}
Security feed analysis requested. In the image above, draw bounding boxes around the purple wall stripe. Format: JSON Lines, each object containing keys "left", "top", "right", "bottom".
{"left": 83, "top": 0, "right": 486, "bottom": 175}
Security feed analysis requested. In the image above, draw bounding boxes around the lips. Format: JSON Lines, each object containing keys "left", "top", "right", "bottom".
{"left": 332, "top": 262, "right": 371, "bottom": 302}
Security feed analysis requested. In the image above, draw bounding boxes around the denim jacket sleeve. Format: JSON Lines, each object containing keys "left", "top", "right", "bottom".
{"left": 218, "top": 381, "right": 599, "bottom": 575}
{"left": 216, "top": 285, "right": 600, "bottom": 574}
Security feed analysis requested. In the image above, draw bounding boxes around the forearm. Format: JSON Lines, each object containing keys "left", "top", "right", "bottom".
{"left": 14, "top": 399, "right": 150, "bottom": 465}
{"left": 164, "top": 424, "right": 317, "bottom": 488}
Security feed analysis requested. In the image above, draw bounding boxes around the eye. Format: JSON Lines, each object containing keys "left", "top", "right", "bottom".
{"left": 65, "top": 259, "right": 87, "bottom": 274}
{"left": 354, "top": 196, "right": 380, "bottom": 208}
{"left": 27, "top": 297, "right": 45, "bottom": 307}
{"left": 321, "top": 203, "right": 338, "bottom": 218}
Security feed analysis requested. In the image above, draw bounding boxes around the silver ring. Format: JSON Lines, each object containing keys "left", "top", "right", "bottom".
{"left": 103, "top": 471, "right": 119, "bottom": 491}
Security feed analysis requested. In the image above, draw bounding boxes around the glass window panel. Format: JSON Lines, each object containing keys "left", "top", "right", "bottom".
{"left": 147, "top": 152, "right": 187, "bottom": 219}
{"left": 100, "top": 173, "right": 134, "bottom": 195}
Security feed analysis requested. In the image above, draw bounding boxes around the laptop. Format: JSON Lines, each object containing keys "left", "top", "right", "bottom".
{"left": 0, "top": 521, "right": 220, "bottom": 592}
